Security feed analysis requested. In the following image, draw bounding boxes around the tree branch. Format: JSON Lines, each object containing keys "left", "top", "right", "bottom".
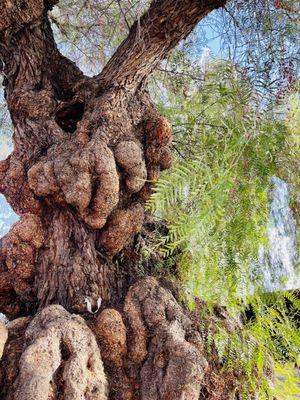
{"left": 0, "top": 0, "right": 84, "bottom": 109}
{"left": 98, "top": 0, "right": 226, "bottom": 90}
{"left": 0, "top": 1, "right": 85, "bottom": 215}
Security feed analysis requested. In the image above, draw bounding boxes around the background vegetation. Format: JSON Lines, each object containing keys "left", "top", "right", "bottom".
{"left": 148, "top": 62, "right": 299, "bottom": 397}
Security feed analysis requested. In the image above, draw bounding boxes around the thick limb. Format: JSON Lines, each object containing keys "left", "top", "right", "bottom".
{"left": 98, "top": 0, "right": 226, "bottom": 90}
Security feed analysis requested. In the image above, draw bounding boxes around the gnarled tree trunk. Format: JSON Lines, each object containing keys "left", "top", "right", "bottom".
{"left": 0, "top": 1, "right": 239, "bottom": 399}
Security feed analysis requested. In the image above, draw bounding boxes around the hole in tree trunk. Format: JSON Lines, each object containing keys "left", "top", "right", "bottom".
{"left": 55, "top": 102, "right": 85, "bottom": 133}
{"left": 199, "top": 386, "right": 210, "bottom": 400}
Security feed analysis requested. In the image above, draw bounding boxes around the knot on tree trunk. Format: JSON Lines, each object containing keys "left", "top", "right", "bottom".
{"left": 28, "top": 138, "right": 120, "bottom": 230}
{"left": 0, "top": 215, "right": 45, "bottom": 316}
{"left": 26, "top": 104, "right": 172, "bottom": 233}
{"left": 25, "top": 90, "right": 172, "bottom": 258}
{"left": 93, "top": 277, "right": 208, "bottom": 400}
{"left": 9, "top": 305, "right": 108, "bottom": 400}
{"left": 0, "top": 279, "right": 241, "bottom": 400}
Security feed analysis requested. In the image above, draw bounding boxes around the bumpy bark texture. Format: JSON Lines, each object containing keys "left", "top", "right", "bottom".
{"left": 94, "top": 277, "right": 210, "bottom": 400}
{"left": 123, "top": 278, "right": 208, "bottom": 400}
{"left": 1, "top": 278, "right": 240, "bottom": 400}
{"left": 16, "top": 305, "right": 108, "bottom": 400}
{"left": 1, "top": 307, "right": 108, "bottom": 400}
{"left": 0, "top": 0, "right": 232, "bottom": 399}
{"left": 0, "top": 0, "right": 226, "bottom": 314}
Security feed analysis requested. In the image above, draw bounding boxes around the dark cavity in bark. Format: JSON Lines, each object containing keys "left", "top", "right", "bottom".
{"left": 55, "top": 102, "right": 85, "bottom": 133}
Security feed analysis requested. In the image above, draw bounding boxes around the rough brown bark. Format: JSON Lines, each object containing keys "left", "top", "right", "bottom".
{"left": 99, "top": 0, "right": 227, "bottom": 91}
{"left": 0, "top": 0, "right": 235, "bottom": 399}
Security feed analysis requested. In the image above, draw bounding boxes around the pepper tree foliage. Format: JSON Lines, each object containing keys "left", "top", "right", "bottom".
{"left": 148, "top": 61, "right": 300, "bottom": 397}
{"left": 149, "top": 63, "right": 299, "bottom": 303}
{"left": 0, "top": 0, "right": 299, "bottom": 398}
{"left": 198, "top": 0, "right": 299, "bottom": 100}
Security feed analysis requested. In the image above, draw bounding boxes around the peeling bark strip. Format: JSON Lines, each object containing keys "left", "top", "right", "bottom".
{"left": 0, "top": 0, "right": 228, "bottom": 399}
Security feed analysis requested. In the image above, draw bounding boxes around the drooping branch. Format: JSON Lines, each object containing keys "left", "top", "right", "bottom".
{"left": 98, "top": 0, "right": 226, "bottom": 90}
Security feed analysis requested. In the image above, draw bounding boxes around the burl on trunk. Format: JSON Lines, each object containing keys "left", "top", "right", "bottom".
{"left": 0, "top": 1, "right": 232, "bottom": 399}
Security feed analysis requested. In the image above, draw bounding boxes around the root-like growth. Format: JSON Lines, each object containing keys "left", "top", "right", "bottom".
{"left": 94, "top": 308, "right": 127, "bottom": 368}
{"left": 94, "top": 309, "right": 133, "bottom": 400}
{"left": 92, "top": 278, "right": 210, "bottom": 399}
{"left": 124, "top": 277, "right": 208, "bottom": 400}
{"left": 0, "top": 281, "right": 242, "bottom": 400}
{"left": 13, "top": 305, "right": 108, "bottom": 400}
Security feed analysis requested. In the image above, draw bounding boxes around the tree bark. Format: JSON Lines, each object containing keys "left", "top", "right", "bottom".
{"left": 0, "top": 1, "right": 237, "bottom": 399}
